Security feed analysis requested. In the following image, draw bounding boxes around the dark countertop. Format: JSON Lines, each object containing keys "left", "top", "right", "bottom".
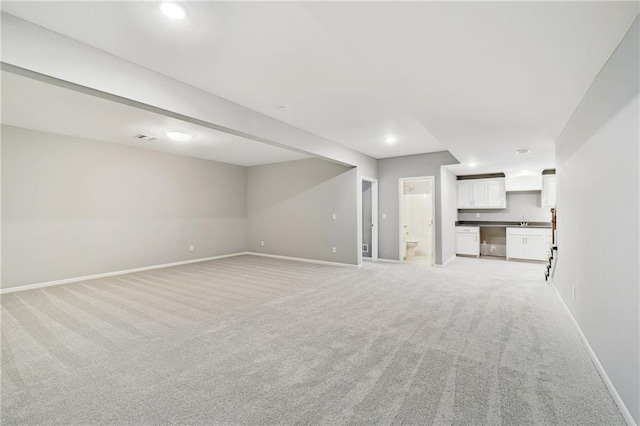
{"left": 456, "top": 221, "right": 552, "bottom": 228}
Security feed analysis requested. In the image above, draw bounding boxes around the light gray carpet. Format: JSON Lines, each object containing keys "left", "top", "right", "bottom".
{"left": 1, "top": 255, "right": 625, "bottom": 425}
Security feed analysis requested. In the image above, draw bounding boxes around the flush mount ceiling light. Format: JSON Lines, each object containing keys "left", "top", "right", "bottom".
{"left": 166, "top": 130, "right": 192, "bottom": 142}
{"left": 468, "top": 162, "right": 478, "bottom": 168}
{"left": 160, "top": 2, "right": 187, "bottom": 19}
{"left": 278, "top": 105, "right": 290, "bottom": 112}
{"left": 516, "top": 148, "right": 532, "bottom": 155}
{"left": 384, "top": 136, "right": 397, "bottom": 144}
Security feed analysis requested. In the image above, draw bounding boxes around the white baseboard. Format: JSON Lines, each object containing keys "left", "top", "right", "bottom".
{"left": 0, "top": 252, "right": 249, "bottom": 294}
{"left": 246, "top": 252, "right": 358, "bottom": 268}
{"left": 550, "top": 282, "right": 637, "bottom": 426}
{"left": 436, "top": 254, "right": 457, "bottom": 268}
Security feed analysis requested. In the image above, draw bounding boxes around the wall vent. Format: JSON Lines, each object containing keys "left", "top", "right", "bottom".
{"left": 135, "top": 134, "right": 158, "bottom": 141}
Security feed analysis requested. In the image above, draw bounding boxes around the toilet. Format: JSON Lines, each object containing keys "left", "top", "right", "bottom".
{"left": 406, "top": 239, "right": 418, "bottom": 257}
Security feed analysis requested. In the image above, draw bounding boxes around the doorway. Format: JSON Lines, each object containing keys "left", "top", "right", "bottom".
{"left": 399, "top": 176, "right": 435, "bottom": 265}
{"left": 361, "top": 177, "right": 378, "bottom": 262}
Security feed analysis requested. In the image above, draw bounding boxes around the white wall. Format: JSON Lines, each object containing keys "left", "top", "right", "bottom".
{"left": 1, "top": 126, "right": 248, "bottom": 289}
{"left": 554, "top": 17, "right": 639, "bottom": 424}
{"left": 440, "top": 167, "right": 457, "bottom": 265}
{"left": 247, "top": 159, "right": 358, "bottom": 265}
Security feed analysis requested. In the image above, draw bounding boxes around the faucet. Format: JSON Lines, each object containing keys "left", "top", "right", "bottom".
{"left": 520, "top": 214, "right": 528, "bottom": 226}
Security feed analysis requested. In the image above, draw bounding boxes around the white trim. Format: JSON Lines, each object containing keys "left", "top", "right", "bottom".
{"left": 246, "top": 252, "right": 359, "bottom": 268}
{"left": 550, "top": 282, "right": 637, "bottom": 426}
{"left": 361, "top": 176, "right": 379, "bottom": 262}
{"left": 435, "top": 254, "right": 457, "bottom": 268}
{"left": 0, "top": 252, "right": 249, "bottom": 294}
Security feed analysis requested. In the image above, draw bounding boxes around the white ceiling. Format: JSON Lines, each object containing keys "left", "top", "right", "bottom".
{"left": 2, "top": 1, "right": 638, "bottom": 175}
{"left": 0, "top": 71, "right": 309, "bottom": 167}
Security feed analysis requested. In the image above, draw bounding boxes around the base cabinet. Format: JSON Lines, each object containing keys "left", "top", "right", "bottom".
{"left": 456, "top": 226, "right": 480, "bottom": 257}
{"left": 506, "top": 228, "right": 551, "bottom": 261}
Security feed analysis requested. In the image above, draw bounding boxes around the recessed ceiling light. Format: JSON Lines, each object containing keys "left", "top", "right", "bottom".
{"left": 160, "top": 2, "right": 187, "bottom": 19}
{"left": 516, "top": 148, "right": 532, "bottom": 155}
{"left": 278, "top": 105, "right": 290, "bottom": 112}
{"left": 385, "top": 136, "right": 397, "bottom": 144}
{"left": 166, "top": 130, "right": 192, "bottom": 142}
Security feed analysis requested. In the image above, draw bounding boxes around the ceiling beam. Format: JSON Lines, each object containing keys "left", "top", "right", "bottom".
{"left": 0, "top": 12, "right": 377, "bottom": 177}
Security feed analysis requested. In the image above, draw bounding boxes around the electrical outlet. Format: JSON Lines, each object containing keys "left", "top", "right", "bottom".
{"left": 189, "top": 245, "right": 194, "bottom": 252}
{"left": 382, "top": 214, "right": 387, "bottom": 220}
{"left": 476, "top": 213, "right": 481, "bottom": 218}
{"left": 332, "top": 213, "right": 337, "bottom": 220}
{"left": 260, "top": 241, "right": 265, "bottom": 247}
{"left": 572, "top": 286, "right": 576, "bottom": 299}
{"left": 332, "top": 247, "right": 337, "bottom": 253}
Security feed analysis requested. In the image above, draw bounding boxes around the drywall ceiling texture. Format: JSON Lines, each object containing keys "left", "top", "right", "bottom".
{"left": 3, "top": 2, "right": 637, "bottom": 175}
{"left": 0, "top": 12, "right": 378, "bottom": 178}
{"left": 554, "top": 17, "right": 639, "bottom": 424}
{"left": 1, "top": 126, "right": 248, "bottom": 289}
{"left": 247, "top": 159, "right": 358, "bottom": 265}
{"left": 377, "top": 152, "right": 459, "bottom": 264}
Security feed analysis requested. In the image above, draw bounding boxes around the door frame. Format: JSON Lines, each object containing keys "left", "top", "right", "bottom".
{"left": 398, "top": 176, "right": 436, "bottom": 265}
{"left": 360, "top": 176, "right": 379, "bottom": 262}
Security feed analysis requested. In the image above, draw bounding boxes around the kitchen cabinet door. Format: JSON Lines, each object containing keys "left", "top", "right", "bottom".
{"left": 542, "top": 176, "right": 556, "bottom": 208}
{"left": 507, "top": 236, "right": 527, "bottom": 259}
{"left": 507, "top": 232, "right": 546, "bottom": 261}
{"left": 486, "top": 180, "right": 505, "bottom": 208}
{"left": 456, "top": 232, "right": 479, "bottom": 256}
{"left": 471, "top": 182, "right": 488, "bottom": 207}
{"left": 456, "top": 181, "right": 473, "bottom": 208}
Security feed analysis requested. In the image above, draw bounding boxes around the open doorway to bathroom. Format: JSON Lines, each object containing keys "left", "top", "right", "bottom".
{"left": 361, "top": 177, "right": 378, "bottom": 262}
{"left": 399, "top": 176, "right": 435, "bottom": 266}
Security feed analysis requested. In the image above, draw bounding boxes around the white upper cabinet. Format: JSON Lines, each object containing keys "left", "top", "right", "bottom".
{"left": 471, "top": 181, "right": 488, "bottom": 207}
{"left": 486, "top": 180, "right": 506, "bottom": 208}
{"left": 457, "top": 178, "right": 506, "bottom": 209}
{"left": 457, "top": 181, "right": 474, "bottom": 208}
{"left": 542, "top": 175, "right": 556, "bottom": 208}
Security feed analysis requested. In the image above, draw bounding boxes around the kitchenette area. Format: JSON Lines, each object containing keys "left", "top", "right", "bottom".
{"left": 455, "top": 170, "right": 556, "bottom": 262}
